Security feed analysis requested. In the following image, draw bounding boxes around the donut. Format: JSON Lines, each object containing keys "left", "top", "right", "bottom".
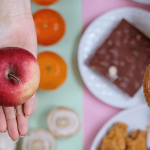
{"left": 143, "top": 64, "right": 150, "bottom": 107}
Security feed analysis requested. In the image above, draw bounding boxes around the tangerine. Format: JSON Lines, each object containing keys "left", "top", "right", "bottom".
{"left": 32, "top": 0, "right": 58, "bottom": 5}
{"left": 33, "top": 9, "right": 66, "bottom": 46}
{"left": 37, "top": 51, "right": 67, "bottom": 90}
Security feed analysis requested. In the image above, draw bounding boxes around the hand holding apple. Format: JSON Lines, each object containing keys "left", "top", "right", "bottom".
{"left": 0, "top": 0, "right": 39, "bottom": 141}
{"left": 0, "top": 47, "right": 40, "bottom": 107}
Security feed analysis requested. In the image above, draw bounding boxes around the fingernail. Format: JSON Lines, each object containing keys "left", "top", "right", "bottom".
{"left": 25, "top": 115, "right": 30, "bottom": 119}
{"left": 14, "top": 139, "right": 19, "bottom": 143}
{"left": 20, "top": 135, "right": 25, "bottom": 137}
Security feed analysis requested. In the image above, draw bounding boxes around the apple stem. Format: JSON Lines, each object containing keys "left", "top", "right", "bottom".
{"left": 8, "top": 73, "right": 21, "bottom": 83}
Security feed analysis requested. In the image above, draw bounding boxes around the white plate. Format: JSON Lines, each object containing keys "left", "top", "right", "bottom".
{"left": 132, "top": 0, "right": 150, "bottom": 4}
{"left": 90, "top": 105, "right": 150, "bottom": 150}
{"left": 78, "top": 7, "right": 150, "bottom": 108}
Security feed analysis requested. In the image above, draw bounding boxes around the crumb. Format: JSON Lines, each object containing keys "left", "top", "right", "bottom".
{"left": 126, "top": 130, "right": 147, "bottom": 150}
{"left": 100, "top": 122, "right": 128, "bottom": 150}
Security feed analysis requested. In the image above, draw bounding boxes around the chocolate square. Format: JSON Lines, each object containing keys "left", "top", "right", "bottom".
{"left": 88, "top": 19, "right": 150, "bottom": 97}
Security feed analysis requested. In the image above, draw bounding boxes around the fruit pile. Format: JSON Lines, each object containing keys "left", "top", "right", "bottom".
{"left": 32, "top": 0, "right": 67, "bottom": 91}
{"left": 0, "top": 0, "right": 67, "bottom": 106}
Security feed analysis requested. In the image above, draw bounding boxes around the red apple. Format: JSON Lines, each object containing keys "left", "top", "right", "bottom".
{"left": 0, "top": 47, "right": 40, "bottom": 107}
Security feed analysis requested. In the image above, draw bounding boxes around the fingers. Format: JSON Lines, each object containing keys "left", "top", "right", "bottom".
{"left": 16, "top": 105, "right": 28, "bottom": 137}
{"left": 1, "top": 95, "right": 35, "bottom": 141}
{"left": 3, "top": 107, "right": 19, "bottom": 141}
{"left": 0, "top": 106, "right": 7, "bottom": 132}
{"left": 24, "top": 95, "right": 35, "bottom": 118}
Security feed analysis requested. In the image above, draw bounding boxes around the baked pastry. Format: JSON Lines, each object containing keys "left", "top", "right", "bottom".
{"left": 143, "top": 64, "right": 150, "bottom": 107}
{"left": 96, "top": 147, "right": 100, "bottom": 150}
{"left": 126, "top": 130, "right": 148, "bottom": 150}
{"left": 100, "top": 122, "right": 128, "bottom": 150}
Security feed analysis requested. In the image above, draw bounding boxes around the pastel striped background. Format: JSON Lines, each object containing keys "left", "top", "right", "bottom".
{"left": 15, "top": 0, "right": 150, "bottom": 150}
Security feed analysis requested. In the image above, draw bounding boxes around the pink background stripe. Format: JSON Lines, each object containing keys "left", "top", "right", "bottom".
{"left": 82, "top": 1, "right": 150, "bottom": 150}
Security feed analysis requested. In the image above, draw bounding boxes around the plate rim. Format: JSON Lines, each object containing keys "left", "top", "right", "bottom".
{"left": 78, "top": 7, "right": 150, "bottom": 108}
{"left": 90, "top": 104, "right": 148, "bottom": 150}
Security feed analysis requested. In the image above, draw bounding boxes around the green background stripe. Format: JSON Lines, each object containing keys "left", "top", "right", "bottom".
{"left": 17, "top": 0, "right": 83, "bottom": 149}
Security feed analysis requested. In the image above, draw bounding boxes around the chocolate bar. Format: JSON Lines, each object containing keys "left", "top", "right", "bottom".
{"left": 88, "top": 19, "right": 150, "bottom": 97}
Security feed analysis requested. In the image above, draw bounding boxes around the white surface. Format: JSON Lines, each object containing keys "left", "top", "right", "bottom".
{"left": 0, "top": 132, "right": 16, "bottom": 150}
{"left": 78, "top": 7, "right": 150, "bottom": 108}
{"left": 132, "top": 0, "right": 150, "bottom": 4}
{"left": 90, "top": 105, "right": 150, "bottom": 150}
